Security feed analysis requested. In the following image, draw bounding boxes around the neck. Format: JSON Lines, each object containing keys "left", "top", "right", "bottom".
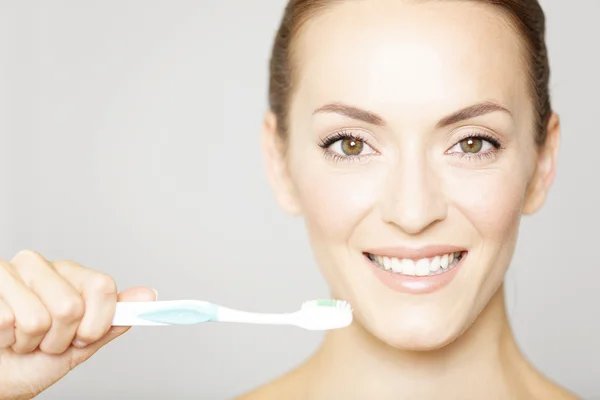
{"left": 302, "top": 285, "right": 535, "bottom": 399}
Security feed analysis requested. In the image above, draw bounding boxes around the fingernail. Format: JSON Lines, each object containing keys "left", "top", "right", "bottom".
{"left": 152, "top": 288, "right": 158, "bottom": 300}
{"left": 73, "top": 339, "right": 87, "bottom": 348}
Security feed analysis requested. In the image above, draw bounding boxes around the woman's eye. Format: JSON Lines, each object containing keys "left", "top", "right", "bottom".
{"left": 329, "top": 137, "right": 376, "bottom": 157}
{"left": 448, "top": 137, "right": 495, "bottom": 154}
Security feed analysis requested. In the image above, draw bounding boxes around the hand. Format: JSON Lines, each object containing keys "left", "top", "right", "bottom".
{"left": 0, "top": 250, "right": 156, "bottom": 400}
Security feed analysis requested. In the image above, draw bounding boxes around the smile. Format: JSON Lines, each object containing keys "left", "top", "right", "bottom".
{"left": 363, "top": 245, "right": 468, "bottom": 294}
{"left": 366, "top": 251, "right": 466, "bottom": 277}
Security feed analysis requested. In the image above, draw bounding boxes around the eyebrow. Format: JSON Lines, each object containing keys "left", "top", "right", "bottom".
{"left": 312, "top": 101, "right": 512, "bottom": 128}
{"left": 435, "top": 101, "right": 512, "bottom": 128}
{"left": 313, "top": 103, "right": 385, "bottom": 126}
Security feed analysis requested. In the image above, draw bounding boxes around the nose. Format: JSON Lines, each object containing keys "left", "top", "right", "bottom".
{"left": 379, "top": 153, "right": 448, "bottom": 235}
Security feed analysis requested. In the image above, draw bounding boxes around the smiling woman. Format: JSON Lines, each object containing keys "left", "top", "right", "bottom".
{"left": 241, "top": 0, "right": 575, "bottom": 399}
{"left": 0, "top": 1, "right": 586, "bottom": 399}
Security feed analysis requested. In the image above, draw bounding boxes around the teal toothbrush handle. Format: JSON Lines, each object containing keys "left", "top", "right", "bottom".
{"left": 112, "top": 300, "right": 218, "bottom": 326}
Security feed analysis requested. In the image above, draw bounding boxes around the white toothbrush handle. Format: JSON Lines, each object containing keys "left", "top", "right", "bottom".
{"left": 112, "top": 302, "right": 169, "bottom": 326}
{"left": 112, "top": 300, "right": 212, "bottom": 326}
{"left": 216, "top": 307, "right": 296, "bottom": 326}
{"left": 112, "top": 301, "right": 298, "bottom": 327}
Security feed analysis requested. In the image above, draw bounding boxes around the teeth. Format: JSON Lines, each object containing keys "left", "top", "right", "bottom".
{"left": 430, "top": 256, "right": 441, "bottom": 272}
{"left": 415, "top": 259, "right": 430, "bottom": 276}
{"left": 391, "top": 257, "right": 402, "bottom": 273}
{"left": 401, "top": 259, "right": 416, "bottom": 276}
{"left": 383, "top": 256, "right": 392, "bottom": 270}
{"left": 369, "top": 251, "right": 464, "bottom": 276}
{"left": 441, "top": 254, "right": 449, "bottom": 269}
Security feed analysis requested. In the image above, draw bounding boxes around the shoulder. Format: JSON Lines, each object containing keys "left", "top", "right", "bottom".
{"left": 529, "top": 378, "right": 581, "bottom": 400}
{"left": 235, "top": 368, "right": 308, "bottom": 400}
{"left": 235, "top": 386, "right": 274, "bottom": 400}
{"left": 235, "top": 383, "right": 300, "bottom": 400}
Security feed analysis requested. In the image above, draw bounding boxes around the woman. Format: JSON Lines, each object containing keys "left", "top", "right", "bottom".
{"left": 0, "top": 0, "right": 580, "bottom": 399}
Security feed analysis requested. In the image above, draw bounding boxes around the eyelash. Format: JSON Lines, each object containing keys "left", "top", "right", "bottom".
{"left": 318, "top": 130, "right": 503, "bottom": 163}
{"left": 449, "top": 131, "right": 503, "bottom": 161}
{"left": 318, "top": 130, "right": 377, "bottom": 163}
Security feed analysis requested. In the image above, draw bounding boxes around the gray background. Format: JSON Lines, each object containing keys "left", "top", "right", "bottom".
{"left": 1, "top": 1, "right": 598, "bottom": 399}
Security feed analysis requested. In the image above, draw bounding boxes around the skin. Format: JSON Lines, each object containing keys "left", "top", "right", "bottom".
{"left": 0, "top": 2, "right": 577, "bottom": 400}
{"left": 0, "top": 250, "right": 156, "bottom": 399}
{"left": 241, "top": 1, "right": 576, "bottom": 399}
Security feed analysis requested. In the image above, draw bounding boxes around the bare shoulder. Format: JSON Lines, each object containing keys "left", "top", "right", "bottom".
{"left": 551, "top": 386, "right": 581, "bottom": 400}
{"left": 235, "top": 382, "right": 303, "bottom": 400}
{"left": 531, "top": 378, "right": 581, "bottom": 400}
{"left": 545, "top": 387, "right": 581, "bottom": 400}
{"left": 235, "top": 384, "right": 280, "bottom": 400}
{"left": 235, "top": 368, "right": 307, "bottom": 400}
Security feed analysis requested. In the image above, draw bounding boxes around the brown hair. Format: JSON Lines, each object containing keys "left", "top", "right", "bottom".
{"left": 268, "top": 0, "right": 552, "bottom": 145}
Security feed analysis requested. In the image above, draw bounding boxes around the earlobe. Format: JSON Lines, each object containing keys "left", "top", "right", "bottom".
{"left": 262, "top": 111, "right": 302, "bottom": 215}
{"left": 523, "top": 113, "right": 561, "bottom": 215}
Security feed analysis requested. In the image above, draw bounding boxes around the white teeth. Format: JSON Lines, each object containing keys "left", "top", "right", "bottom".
{"left": 441, "top": 254, "right": 449, "bottom": 269}
{"left": 415, "top": 259, "right": 430, "bottom": 276}
{"left": 391, "top": 257, "right": 402, "bottom": 273}
{"left": 430, "top": 256, "right": 441, "bottom": 272}
{"left": 370, "top": 251, "right": 464, "bottom": 276}
{"left": 401, "top": 259, "right": 416, "bottom": 276}
{"left": 383, "top": 256, "right": 392, "bottom": 270}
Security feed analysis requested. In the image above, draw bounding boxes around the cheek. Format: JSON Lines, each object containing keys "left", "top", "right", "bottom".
{"left": 447, "top": 168, "right": 527, "bottom": 245}
{"left": 291, "top": 161, "right": 385, "bottom": 243}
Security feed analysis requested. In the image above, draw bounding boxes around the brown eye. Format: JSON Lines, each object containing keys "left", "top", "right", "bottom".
{"left": 341, "top": 138, "right": 364, "bottom": 156}
{"left": 459, "top": 138, "right": 483, "bottom": 153}
{"left": 323, "top": 133, "right": 377, "bottom": 159}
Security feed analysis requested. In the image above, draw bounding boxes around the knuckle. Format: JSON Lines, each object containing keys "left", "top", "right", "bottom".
{"left": 0, "top": 333, "right": 15, "bottom": 348}
{"left": 11, "top": 344, "right": 31, "bottom": 354}
{"left": 12, "top": 249, "right": 45, "bottom": 264}
{"left": 51, "top": 297, "right": 85, "bottom": 322}
{"left": 0, "top": 312, "right": 15, "bottom": 330}
{"left": 18, "top": 310, "right": 51, "bottom": 335}
{"left": 53, "top": 259, "right": 80, "bottom": 270}
{"left": 76, "top": 327, "right": 105, "bottom": 344}
{"left": 39, "top": 340, "right": 68, "bottom": 355}
{"left": 0, "top": 259, "right": 17, "bottom": 278}
{"left": 87, "top": 273, "right": 117, "bottom": 295}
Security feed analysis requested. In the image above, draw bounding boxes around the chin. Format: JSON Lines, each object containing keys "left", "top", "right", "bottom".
{"left": 374, "top": 319, "right": 465, "bottom": 352}
{"left": 356, "top": 303, "right": 468, "bottom": 352}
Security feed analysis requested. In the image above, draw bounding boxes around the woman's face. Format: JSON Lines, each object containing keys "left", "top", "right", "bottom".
{"left": 265, "top": 0, "right": 558, "bottom": 349}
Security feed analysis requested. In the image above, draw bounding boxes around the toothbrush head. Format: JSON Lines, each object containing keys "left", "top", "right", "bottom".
{"left": 296, "top": 299, "right": 353, "bottom": 330}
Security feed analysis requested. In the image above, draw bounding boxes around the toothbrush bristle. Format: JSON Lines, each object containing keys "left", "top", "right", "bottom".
{"left": 316, "top": 299, "right": 337, "bottom": 307}
{"left": 302, "top": 299, "right": 353, "bottom": 311}
{"left": 297, "top": 299, "right": 353, "bottom": 330}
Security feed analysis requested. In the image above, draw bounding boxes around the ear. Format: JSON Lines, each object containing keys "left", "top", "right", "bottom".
{"left": 523, "top": 113, "right": 561, "bottom": 215}
{"left": 262, "top": 111, "right": 302, "bottom": 215}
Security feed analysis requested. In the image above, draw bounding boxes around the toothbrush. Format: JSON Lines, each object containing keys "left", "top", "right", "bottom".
{"left": 112, "top": 299, "right": 353, "bottom": 331}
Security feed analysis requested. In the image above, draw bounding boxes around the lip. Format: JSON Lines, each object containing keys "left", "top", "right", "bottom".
{"left": 364, "top": 246, "right": 467, "bottom": 295}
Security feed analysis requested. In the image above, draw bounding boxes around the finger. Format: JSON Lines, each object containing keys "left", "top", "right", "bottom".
{"left": 0, "top": 258, "right": 51, "bottom": 354}
{"left": 0, "top": 297, "right": 16, "bottom": 348}
{"left": 78, "top": 286, "right": 157, "bottom": 343}
{"left": 10, "top": 250, "right": 85, "bottom": 355}
{"left": 67, "top": 287, "right": 157, "bottom": 369}
{"left": 52, "top": 260, "right": 120, "bottom": 347}
{"left": 90, "top": 287, "right": 157, "bottom": 340}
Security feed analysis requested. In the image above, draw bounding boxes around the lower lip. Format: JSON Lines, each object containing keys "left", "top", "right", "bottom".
{"left": 366, "top": 253, "right": 465, "bottom": 294}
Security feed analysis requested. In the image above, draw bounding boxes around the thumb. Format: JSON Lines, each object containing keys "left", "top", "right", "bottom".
{"left": 68, "top": 286, "right": 157, "bottom": 369}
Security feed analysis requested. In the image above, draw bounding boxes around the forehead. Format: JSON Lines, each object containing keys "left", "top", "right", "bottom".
{"left": 292, "top": 0, "right": 531, "bottom": 127}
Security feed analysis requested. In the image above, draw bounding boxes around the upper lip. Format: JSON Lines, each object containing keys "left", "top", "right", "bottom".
{"left": 364, "top": 245, "right": 467, "bottom": 261}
